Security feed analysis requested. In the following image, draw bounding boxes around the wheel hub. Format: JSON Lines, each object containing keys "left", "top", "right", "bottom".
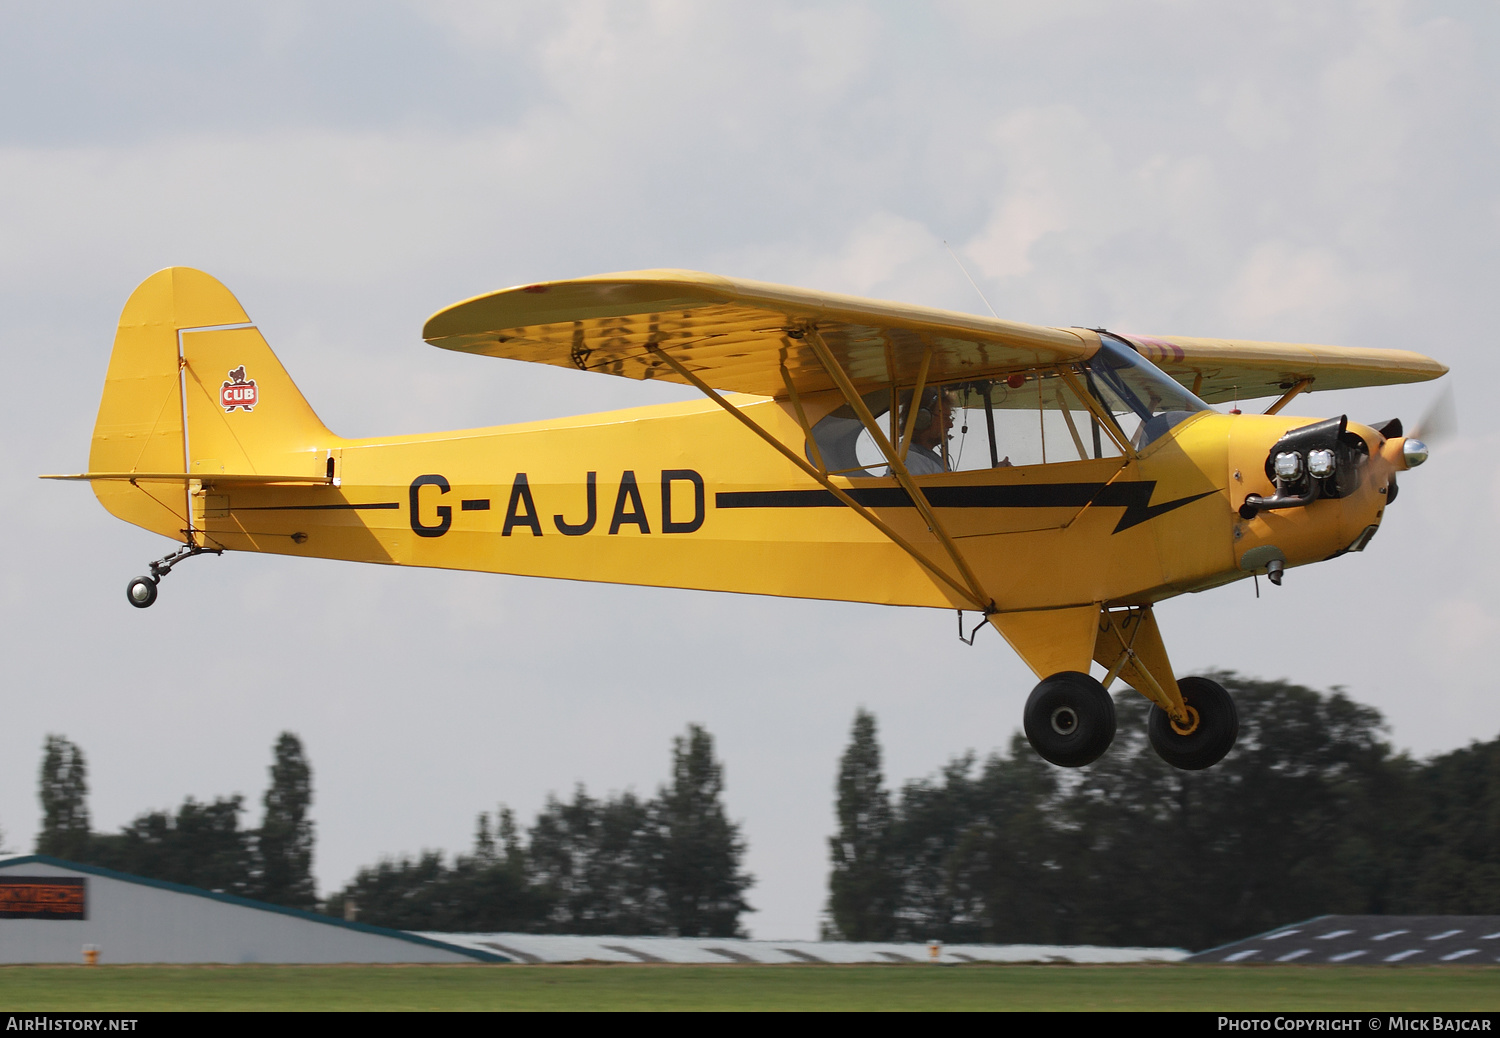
{"left": 1169, "top": 704, "right": 1201, "bottom": 737}
{"left": 1023, "top": 671, "right": 1117, "bottom": 769}
{"left": 1049, "top": 706, "right": 1078, "bottom": 736}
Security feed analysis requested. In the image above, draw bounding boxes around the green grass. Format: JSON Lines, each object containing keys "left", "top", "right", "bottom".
{"left": 0, "top": 964, "right": 1496, "bottom": 1012}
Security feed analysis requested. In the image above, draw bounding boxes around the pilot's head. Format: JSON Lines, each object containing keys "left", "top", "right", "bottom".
{"left": 904, "top": 387, "right": 954, "bottom": 448}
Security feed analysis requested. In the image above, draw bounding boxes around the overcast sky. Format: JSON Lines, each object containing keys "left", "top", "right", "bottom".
{"left": 2, "top": 1, "right": 1496, "bottom": 939}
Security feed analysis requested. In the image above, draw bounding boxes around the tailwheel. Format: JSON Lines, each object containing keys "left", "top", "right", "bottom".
{"left": 122, "top": 541, "right": 223, "bottom": 609}
{"left": 126, "top": 576, "right": 158, "bottom": 609}
{"left": 1023, "top": 671, "right": 1116, "bottom": 768}
{"left": 1147, "top": 676, "right": 1239, "bottom": 771}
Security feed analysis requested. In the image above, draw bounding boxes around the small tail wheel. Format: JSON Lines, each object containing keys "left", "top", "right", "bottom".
{"left": 126, "top": 576, "right": 158, "bottom": 609}
{"left": 1148, "top": 676, "right": 1239, "bottom": 770}
{"left": 1023, "top": 671, "right": 1117, "bottom": 768}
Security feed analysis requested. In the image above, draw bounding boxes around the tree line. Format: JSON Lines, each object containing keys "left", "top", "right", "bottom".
{"left": 37, "top": 732, "right": 315, "bottom": 909}
{"left": 826, "top": 673, "right": 1500, "bottom": 951}
{"left": 323, "top": 724, "right": 752, "bottom": 936}
{"left": 31, "top": 674, "right": 1499, "bottom": 949}
{"left": 32, "top": 724, "right": 753, "bottom": 938}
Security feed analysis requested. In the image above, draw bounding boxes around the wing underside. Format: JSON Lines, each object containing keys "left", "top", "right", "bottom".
{"left": 422, "top": 270, "right": 1095, "bottom": 398}
{"left": 1120, "top": 333, "right": 1447, "bottom": 404}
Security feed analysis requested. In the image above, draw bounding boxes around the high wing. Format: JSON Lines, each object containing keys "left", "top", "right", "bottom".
{"left": 1119, "top": 333, "right": 1447, "bottom": 404}
{"left": 424, "top": 269, "right": 1448, "bottom": 402}
{"left": 422, "top": 270, "right": 1095, "bottom": 397}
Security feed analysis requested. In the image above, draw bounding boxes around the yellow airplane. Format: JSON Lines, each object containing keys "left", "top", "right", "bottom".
{"left": 46, "top": 268, "right": 1447, "bottom": 771}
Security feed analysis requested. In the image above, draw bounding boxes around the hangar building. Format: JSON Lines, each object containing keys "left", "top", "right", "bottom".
{"left": 0, "top": 855, "right": 1189, "bottom": 965}
{"left": 0, "top": 855, "right": 504, "bottom": 964}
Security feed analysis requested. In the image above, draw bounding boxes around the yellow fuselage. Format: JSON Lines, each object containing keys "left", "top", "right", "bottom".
{"left": 179, "top": 399, "right": 1387, "bottom": 614}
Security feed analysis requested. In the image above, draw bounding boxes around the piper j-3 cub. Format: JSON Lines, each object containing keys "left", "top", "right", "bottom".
{"left": 48, "top": 268, "right": 1448, "bottom": 771}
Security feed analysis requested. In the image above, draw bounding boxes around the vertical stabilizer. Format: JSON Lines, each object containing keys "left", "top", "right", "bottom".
{"left": 88, "top": 268, "right": 336, "bottom": 541}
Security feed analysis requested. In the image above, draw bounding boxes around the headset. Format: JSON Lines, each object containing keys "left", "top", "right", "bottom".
{"left": 907, "top": 388, "right": 940, "bottom": 432}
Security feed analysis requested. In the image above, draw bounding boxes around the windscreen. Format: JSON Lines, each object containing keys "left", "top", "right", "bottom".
{"left": 1083, "top": 334, "right": 1212, "bottom": 448}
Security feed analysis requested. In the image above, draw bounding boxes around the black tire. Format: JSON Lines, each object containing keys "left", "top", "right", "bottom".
{"left": 1023, "top": 671, "right": 1116, "bottom": 768}
{"left": 1148, "top": 676, "right": 1239, "bottom": 770}
{"left": 126, "top": 576, "right": 158, "bottom": 609}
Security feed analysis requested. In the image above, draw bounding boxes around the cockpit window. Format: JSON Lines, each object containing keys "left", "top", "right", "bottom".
{"left": 945, "top": 375, "right": 1124, "bottom": 470}
{"left": 809, "top": 377, "right": 1126, "bottom": 476}
{"left": 806, "top": 391, "right": 893, "bottom": 477}
{"left": 1084, "top": 334, "right": 1212, "bottom": 448}
{"left": 804, "top": 335, "right": 1213, "bottom": 476}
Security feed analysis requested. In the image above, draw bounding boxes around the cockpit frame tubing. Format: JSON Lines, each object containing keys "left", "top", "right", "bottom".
{"left": 897, "top": 344, "right": 934, "bottom": 463}
{"left": 1057, "top": 367, "right": 1138, "bottom": 460}
{"left": 803, "top": 330, "right": 994, "bottom": 613}
{"left": 777, "top": 346, "right": 825, "bottom": 475}
{"left": 643, "top": 341, "right": 988, "bottom": 611}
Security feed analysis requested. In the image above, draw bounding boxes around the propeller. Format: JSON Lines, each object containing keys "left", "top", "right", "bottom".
{"left": 1367, "top": 384, "right": 1454, "bottom": 503}
{"left": 1411, "top": 384, "right": 1457, "bottom": 447}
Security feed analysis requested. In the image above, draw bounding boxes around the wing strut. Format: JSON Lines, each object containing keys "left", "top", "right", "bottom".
{"left": 1263, "top": 378, "right": 1312, "bottom": 415}
{"left": 802, "top": 330, "right": 995, "bottom": 613}
{"left": 643, "top": 342, "right": 991, "bottom": 611}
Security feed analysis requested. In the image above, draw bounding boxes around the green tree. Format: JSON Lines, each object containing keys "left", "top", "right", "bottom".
{"left": 1393, "top": 734, "right": 1500, "bottom": 913}
{"left": 37, "top": 735, "right": 90, "bottom": 859}
{"left": 326, "top": 725, "right": 751, "bottom": 936}
{"left": 326, "top": 805, "right": 549, "bottom": 932}
{"left": 888, "top": 741, "right": 1065, "bottom": 944}
{"left": 325, "top": 850, "right": 453, "bottom": 929}
{"left": 826, "top": 709, "right": 897, "bottom": 940}
{"left": 655, "top": 724, "right": 752, "bottom": 937}
{"left": 255, "top": 733, "right": 316, "bottom": 909}
{"left": 872, "top": 673, "right": 1405, "bottom": 950}
{"left": 86, "top": 797, "right": 254, "bottom": 896}
{"left": 528, "top": 787, "right": 662, "bottom": 934}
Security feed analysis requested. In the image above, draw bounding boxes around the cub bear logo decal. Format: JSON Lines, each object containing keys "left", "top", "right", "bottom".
{"left": 220, "top": 366, "right": 258, "bottom": 412}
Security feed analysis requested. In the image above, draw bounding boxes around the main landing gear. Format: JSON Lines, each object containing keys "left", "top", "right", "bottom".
{"left": 1145, "top": 675, "right": 1239, "bottom": 771}
{"left": 1022, "top": 671, "right": 1117, "bottom": 768}
{"left": 126, "top": 542, "right": 222, "bottom": 609}
{"left": 1021, "top": 672, "right": 1238, "bottom": 771}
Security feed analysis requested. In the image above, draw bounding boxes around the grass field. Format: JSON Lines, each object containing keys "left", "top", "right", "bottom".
{"left": 0, "top": 964, "right": 1496, "bottom": 1012}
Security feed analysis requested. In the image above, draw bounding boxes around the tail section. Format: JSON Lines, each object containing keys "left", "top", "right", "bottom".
{"left": 88, "top": 268, "right": 337, "bottom": 540}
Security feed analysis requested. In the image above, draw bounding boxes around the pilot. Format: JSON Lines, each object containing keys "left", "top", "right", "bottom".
{"left": 901, "top": 388, "right": 953, "bottom": 475}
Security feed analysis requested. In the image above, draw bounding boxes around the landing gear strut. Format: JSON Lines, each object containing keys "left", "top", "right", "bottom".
{"left": 1023, "top": 671, "right": 1116, "bottom": 768}
{"left": 1146, "top": 676, "right": 1239, "bottom": 770}
{"left": 125, "top": 542, "right": 222, "bottom": 609}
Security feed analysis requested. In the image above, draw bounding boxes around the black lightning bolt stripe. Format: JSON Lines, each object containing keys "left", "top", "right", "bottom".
{"left": 1092, "top": 486, "right": 1218, "bottom": 533}
{"left": 714, "top": 483, "right": 1219, "bottom": 534}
